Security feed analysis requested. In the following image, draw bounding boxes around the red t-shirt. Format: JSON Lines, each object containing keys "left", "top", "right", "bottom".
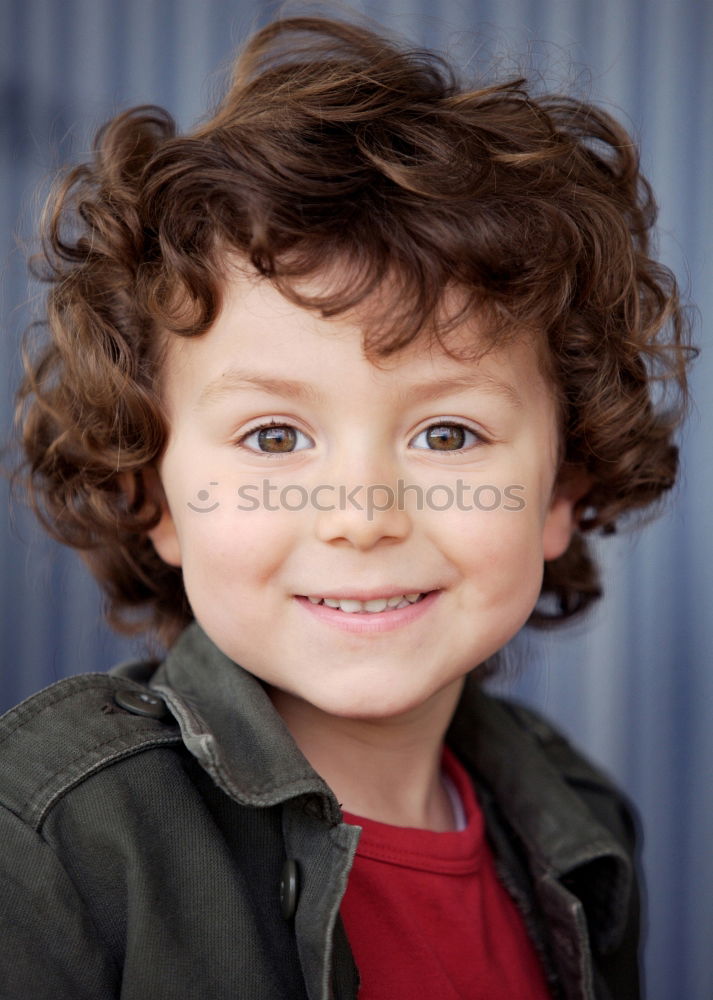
{"left": 340, "top": 747, "right": 551, "bottom": 999}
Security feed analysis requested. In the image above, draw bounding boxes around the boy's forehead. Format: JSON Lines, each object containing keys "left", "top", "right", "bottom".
{"left": 160, "top": 266, "right": 553, "bottom": 407}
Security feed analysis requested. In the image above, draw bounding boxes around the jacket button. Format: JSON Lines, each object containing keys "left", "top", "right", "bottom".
{"left": 280, "top": 859, "right": 300, "bottom": 921}
{"left": 114, "top": 689, "right": 168, "bottom": 719}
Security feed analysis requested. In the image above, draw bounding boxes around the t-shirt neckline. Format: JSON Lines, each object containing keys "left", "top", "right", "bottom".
{"left": 340, "top": 746, "right": 484, "bottom": 875}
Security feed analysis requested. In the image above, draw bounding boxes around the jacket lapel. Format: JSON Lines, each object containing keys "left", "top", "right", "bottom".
{"left": 448, "top": 676, "right": 634, "bottom": 1000}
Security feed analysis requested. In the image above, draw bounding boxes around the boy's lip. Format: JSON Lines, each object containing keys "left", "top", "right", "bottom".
{"left": 294, "top": 589, "right": 441, "bottom": 634}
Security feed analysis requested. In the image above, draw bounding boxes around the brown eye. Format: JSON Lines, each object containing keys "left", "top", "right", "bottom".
{"left": 423, "top": 424, "right": 469, "bottom": 451}
{"left": 239, "top": 422, "right": 312, "bottom": 455}
{"left": 256, "top": 425, "right": 297, "bottom": 452}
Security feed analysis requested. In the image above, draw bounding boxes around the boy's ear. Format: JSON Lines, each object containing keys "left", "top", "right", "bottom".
{"left": 542, "top": 468, "right": 592, "bottom": 561}
{"left": 120, "top": 468, "right": 183, "bottom": 568}
{"left": 144, "top": 467, "right": 183, "bottom": 567}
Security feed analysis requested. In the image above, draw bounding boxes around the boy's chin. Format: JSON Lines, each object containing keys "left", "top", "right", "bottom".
{"left": 268, "top": 675, "right": 465, "bottom": 728}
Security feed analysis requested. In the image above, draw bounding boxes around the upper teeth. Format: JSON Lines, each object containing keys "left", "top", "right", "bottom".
{"left": 307, "top": 593, "right": 424, "bottom": 613}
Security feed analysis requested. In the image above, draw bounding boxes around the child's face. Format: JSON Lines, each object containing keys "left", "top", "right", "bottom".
{"left": 149, "top": 269, "right": 577, "bottom": 723}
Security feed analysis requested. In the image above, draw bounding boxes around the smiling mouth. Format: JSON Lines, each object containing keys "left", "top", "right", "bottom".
{"left": 299, "top": 592, "right": 433, "bottom": 614}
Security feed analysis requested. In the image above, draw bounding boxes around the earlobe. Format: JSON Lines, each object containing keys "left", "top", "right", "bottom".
{"left": 148, "top": 503, "right": 183, "bottom": 568}
{"left": 130, "top": 467, "right": 183, "bottom": 568}
{"left": 542, "top": 494, "right": 578, "bottom": 561}
{"left": 542, "top": 470, "right": 591, "bottom": 561}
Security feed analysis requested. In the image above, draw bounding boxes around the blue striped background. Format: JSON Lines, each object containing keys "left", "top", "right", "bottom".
{"left": 1, "top": 2, "right": 711, "bottom": 997}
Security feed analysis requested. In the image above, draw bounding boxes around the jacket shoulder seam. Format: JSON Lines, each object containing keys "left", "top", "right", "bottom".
{"left": 0, "top": 673, "right": 182, "bottom": 831}
{"left": 30, "top": 731, "right": 185, "bottom": 831}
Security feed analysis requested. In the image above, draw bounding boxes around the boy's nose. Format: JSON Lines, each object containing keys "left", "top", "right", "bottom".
{"left": 312, "top": 478, "right": 413, "bottom": 550}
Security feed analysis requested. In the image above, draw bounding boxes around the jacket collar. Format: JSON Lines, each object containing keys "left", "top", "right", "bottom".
{"left": 150, "top": 622, "right": 342, "bottom": 823}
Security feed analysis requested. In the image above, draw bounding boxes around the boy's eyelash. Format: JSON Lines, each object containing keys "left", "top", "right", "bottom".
{"left": 235, "top": 420, "right": 487, "bottom": 454}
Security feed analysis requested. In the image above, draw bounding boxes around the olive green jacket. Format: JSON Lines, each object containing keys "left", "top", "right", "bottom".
{"left": 0, "top": 623, "right": 640, "bottom": 999}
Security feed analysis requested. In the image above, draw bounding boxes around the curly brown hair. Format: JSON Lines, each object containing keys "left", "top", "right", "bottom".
{"left": 14, "top": 16, "right": 693, "bottom": 647}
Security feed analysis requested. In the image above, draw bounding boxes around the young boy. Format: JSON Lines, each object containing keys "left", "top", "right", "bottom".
{"left": 3, "top": 15, "right": 690, "bottom": 1000}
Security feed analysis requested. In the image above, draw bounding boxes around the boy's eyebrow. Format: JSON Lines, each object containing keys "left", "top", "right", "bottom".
{"left": 197, "top": 371, "right": 324, "bottom": 408}
{"left": 196, "top": 368, "right": 522, "bottom": 409}
{"left": 399, "top": 374, "right": 522, "bottom": 408}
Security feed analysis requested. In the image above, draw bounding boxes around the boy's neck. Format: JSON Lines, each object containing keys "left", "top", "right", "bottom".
{"left": 268, "top": 678, "right": 465, "bottom": 832}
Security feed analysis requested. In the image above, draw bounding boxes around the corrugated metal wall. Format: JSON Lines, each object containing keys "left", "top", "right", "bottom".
{"left": 1, "top": 2, "right": 711, "bottom": 997}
